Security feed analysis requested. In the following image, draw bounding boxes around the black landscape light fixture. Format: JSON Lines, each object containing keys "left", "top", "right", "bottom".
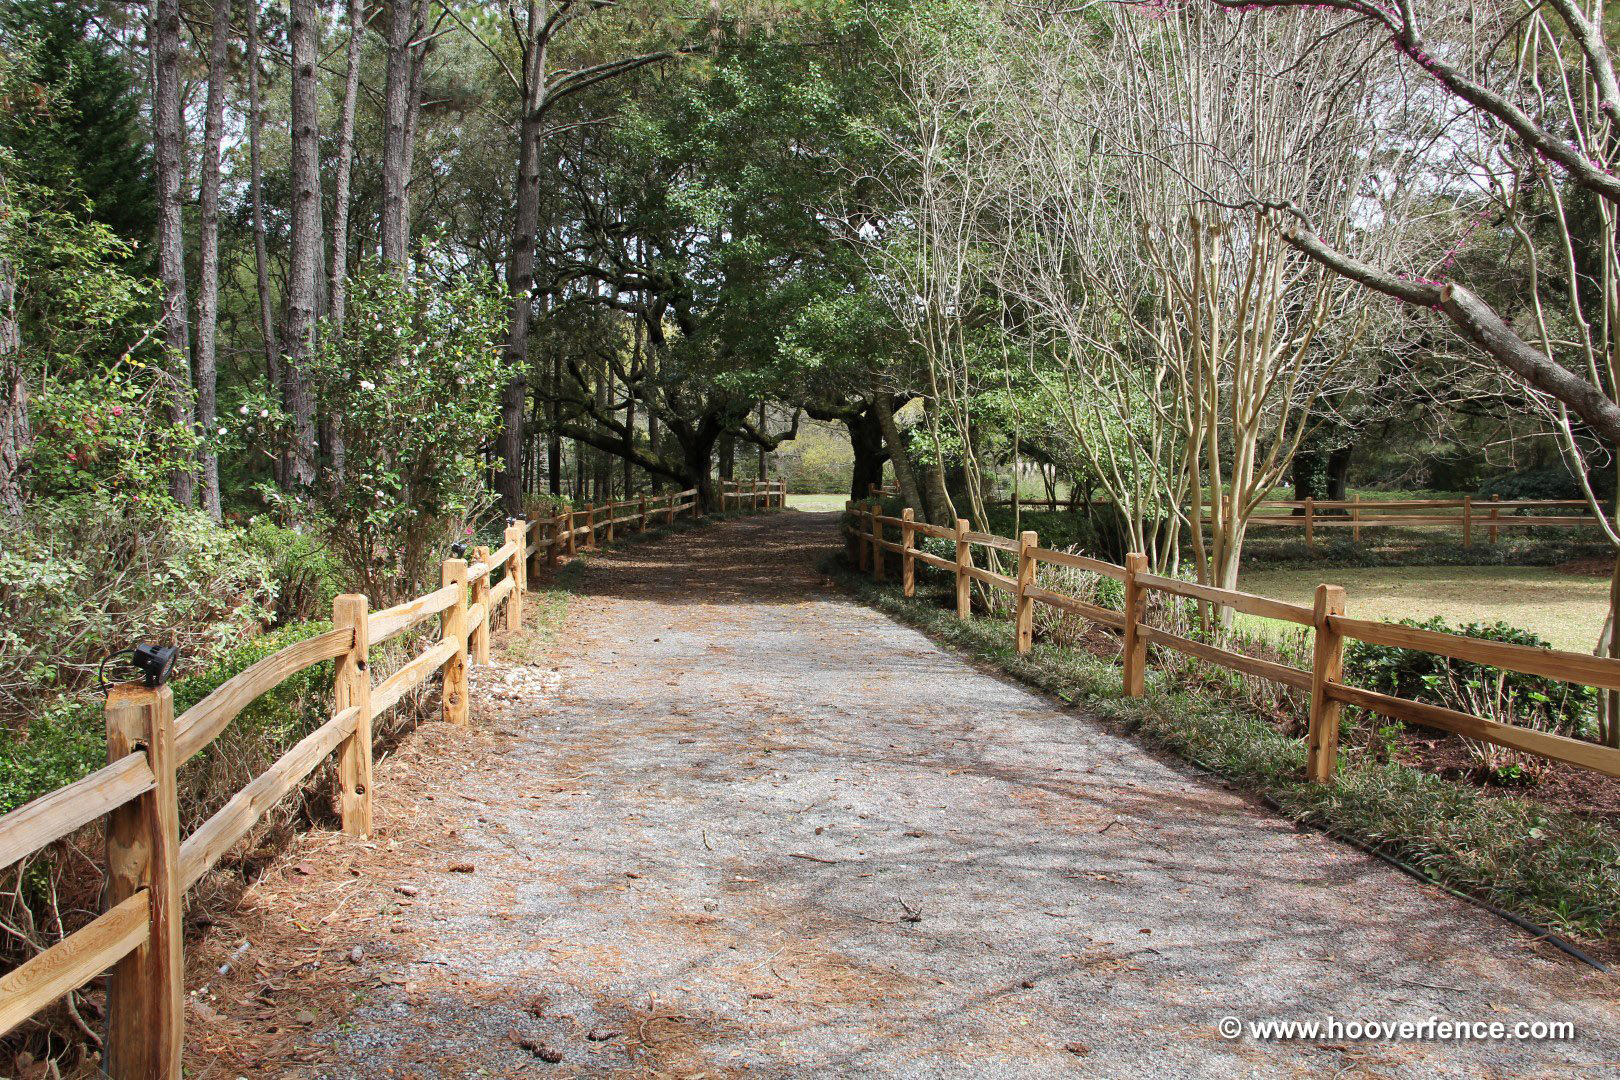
{"left": 451, "top": 542, "right": 467, "bottom": 559}
{"left": 131, "top": 644, "right": 180, "bottom": 687}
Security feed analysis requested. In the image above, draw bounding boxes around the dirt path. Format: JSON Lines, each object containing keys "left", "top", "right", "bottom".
{"left": 197, "top": 513, "right": 1619, "bottom": 1078}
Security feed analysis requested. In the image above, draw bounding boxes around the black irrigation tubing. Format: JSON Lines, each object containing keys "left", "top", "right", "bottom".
{"left": 1259, "top": 794, "right": 1609, "bottom": 974}
{"left": 1253, "top": 783, "right": 1608, "bottom": 973}
{"left": 1166, "top": 739, "right": 1608, "bottom": 972}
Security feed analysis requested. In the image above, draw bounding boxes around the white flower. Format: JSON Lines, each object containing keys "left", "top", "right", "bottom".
{"left": 217, "top": 427, "right": 227, "bottom": 436}
{"left": 259, "top": 409, "right": 270, "bottom": 418}
{"left": 239, "top": 405, "right": 250, "bottom": 415}
{"left": 359, "top": 380, "right": 376, "bottom": 391}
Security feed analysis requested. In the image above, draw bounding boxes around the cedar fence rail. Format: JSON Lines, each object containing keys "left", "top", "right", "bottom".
{"left": 850, "top": 500, "right": 1620, "bottom": 791}
{"left": 1237, "top": 497, "right": 1607, "bottom": 550}
{"left": 719, "top": 477, "right": 788, "bottom": 512}
{"left": 0, "top": 482, "right": 786, "bottom": 1076}
{"left": 970, "top": 490, "right": 1609, "bottom": 549}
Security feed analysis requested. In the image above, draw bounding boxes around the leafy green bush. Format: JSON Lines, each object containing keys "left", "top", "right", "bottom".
{"left": 1478, "top": 465, "right": 1611, "bottom": 503}
{"left": 0, "top": 620, "right": 332, "bottom": 819}
{"left": 0, "top": 493, "right": 276, "bottom": 716}
{"left": 1344, "top": 616, "right": 1597, "bottom": 735}
{"left": 241, "top": 517, "right": 345, "bottom": 625}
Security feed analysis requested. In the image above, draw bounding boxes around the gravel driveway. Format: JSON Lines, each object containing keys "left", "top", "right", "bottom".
{"left": 286, "top": 511, "right": 1619, "bottom": 1078}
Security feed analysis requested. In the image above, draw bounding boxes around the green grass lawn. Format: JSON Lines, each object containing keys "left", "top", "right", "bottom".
{"left": 1238, "top": 564, "right": 1610, "bottom": 653}
{"left": 787, "top": 493, "right": 850, "bottom": 512}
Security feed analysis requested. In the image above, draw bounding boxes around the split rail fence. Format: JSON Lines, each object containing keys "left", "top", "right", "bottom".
{"left": 720, "top": 478, "right": 788, "bottom": 511}
{"left": 969, "top": 490, "right": 1607, "bottom": 548}
{"left": 852, "top": 501, "right": 1620, "bottom": 789}
{"left": 0, "top": 483, "right": 779, "bottom": 1076}
{"left": 1239, "top": 497, "right": 1607, "bottom": 549}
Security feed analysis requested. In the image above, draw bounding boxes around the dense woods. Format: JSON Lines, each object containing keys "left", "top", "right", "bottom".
{"left": 6, "top": 0, "right": 1620, "bottom": 1067}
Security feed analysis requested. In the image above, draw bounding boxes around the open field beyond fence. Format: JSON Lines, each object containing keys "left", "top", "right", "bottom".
{"left": 850, "top": 501, "right": 1620, "bottom": 789}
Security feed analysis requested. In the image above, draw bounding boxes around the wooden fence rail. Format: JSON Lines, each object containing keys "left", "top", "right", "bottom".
{"left": 958, "top": 488, "right": 1609, "bottom": 549}
{"left": 1237, "top": 496, "right": 1607, "bottom": 550}
{"left": 720, "top": 478, "right": 788, "bottom": 511}
{"left": 0, "top": 481, "right": 765, "bottom": 1075}
{"left": 850, "top": 501, "right": 1620, "bottom": 789}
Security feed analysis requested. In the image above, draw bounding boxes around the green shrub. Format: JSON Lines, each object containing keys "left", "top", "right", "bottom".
{"left": 1478, "top": 465, "right": 1611, "bottom": 503}
{"left": 1345, "top": 616, "right": 1598, "bottom": 735}
{"left": 0, "top": 620, "right": 332, "bottom": 819}
{"left": 0, "top": 493, "right": 276, "bottom": 717}
{"left": 241, "top": 517, "right": 345, "bottom": 624}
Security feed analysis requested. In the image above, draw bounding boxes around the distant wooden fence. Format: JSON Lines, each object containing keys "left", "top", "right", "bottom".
{"left": 720, "top": 478, "right": 788, "bottom": 511}
{"left": 1239, "top": 497, "right": 1607, "bottom": 549}
{"left": 971, "top": 491, "right": 1608, "bottom": 548}
{"left": 851, "top": 501, "right": 1620, "bottom": 789}
{"left": 0, "top": 482, "right": 784, "bottom": 1076}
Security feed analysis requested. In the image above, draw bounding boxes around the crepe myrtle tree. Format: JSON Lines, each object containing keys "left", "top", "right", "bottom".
{"left": 1221, "top": 0, "right": 1620, "bottom": 739}
{"left": 983, "top": 3, "right": 1396, "bottom": 594}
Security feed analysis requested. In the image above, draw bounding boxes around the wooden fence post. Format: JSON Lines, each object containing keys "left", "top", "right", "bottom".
{"left": 857, "top": 504, "right": 871, "bottom": 572}
{"left": 1351, "top": 497, "right": 1361, "bottom": 544}
{"left": 471, "top": 545, "right": 492, "bottom": 667}
{"left": 605, "top": 502, "right": 615, "bottom": 544}
{"left": 1303, "top": 498, "right": 1315, "bottom": 551}
{"left": 1123, "top": 553, "right": 1148, "bottom": 697}
{"left": 1463, "top": 496, "right": 1474, "bottom": 549}
{"left": 1307, "top": 583, "right": 1348, "bottom": 782}
{"left": 901, "top": 508, "right": 916, "bottom": 598}
{"left": 566, "top": 508, "right": 578, "bottom": 557}
{"left": 1015, "top": 530, "right": 1037, "bottom": 654}
{"left": 441, "top": 558, "right": 469, "bottom": 725}
{"left": 666, "top": 493, "right": 677, "bottom": 526}
{"left": 1489, "top": 493, "right": 1501, "bottom": 544}
{"left": 585, "top": 504, "right": 596, "bottom": 550}
{"left": 505, "top": 522, "right": 526, "bottom": 631}
{"left": 639, "top": 494, "right": 649, "bottom": 532}
{"left": 954, "top": 518, "right": 971, "bottom": 620}
{"left": 779, "top": 478, "right": 787, "bottom": 509}
{"left": 104, "top": 683, "right": 183, "bottom": 1080}
{"left": 547, "top": 512, "right": 561, "bottom": 567}
{"left": 872, "top": 502, "right": 885, "bottom": 583}
{"left": 333, "top": 594, "right": 373, "bottom": 836}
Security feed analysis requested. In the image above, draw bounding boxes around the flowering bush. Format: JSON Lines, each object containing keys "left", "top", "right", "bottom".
{"left": 26, "top": 363, "right": 200, "bottom": 500}
{"left": 306, "top": 261, "right": 506, "bottom": 602}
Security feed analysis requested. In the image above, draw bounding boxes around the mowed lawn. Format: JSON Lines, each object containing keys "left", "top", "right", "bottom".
{"left": 787, "top": 493, "right": 851, "bottom": 512}
{"left": 1238, "top": 565, "right": 1610, "bottom": 653}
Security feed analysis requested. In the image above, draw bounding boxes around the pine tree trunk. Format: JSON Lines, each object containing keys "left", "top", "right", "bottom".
{"left": 381, "top": 0, "right": 418, "bottom": 270}
{"left": 498, "top": 23, "right": 547, "bottom": 515}
{"left": 548, "top": 354, "right": 562, "bottom": 495}
{"left": 193, "top": 0, "right": 231, "bottom": 522}
{"left": 282, "top": 0, "right": 322, "bottom": 489}
{"left": 150, "top": 0, "right": 195, "bottom": 506}
{"left": 323, "top": 0, "right": 365, "bottom": 494}
{"left": 246, "top": 0, "right": 281, "bottom": 467}
{"left": 0, "top": 179, "right": 24, "bottom": 517}
{"left": 330, "top": 0, "right": 364, "bottom": 327}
